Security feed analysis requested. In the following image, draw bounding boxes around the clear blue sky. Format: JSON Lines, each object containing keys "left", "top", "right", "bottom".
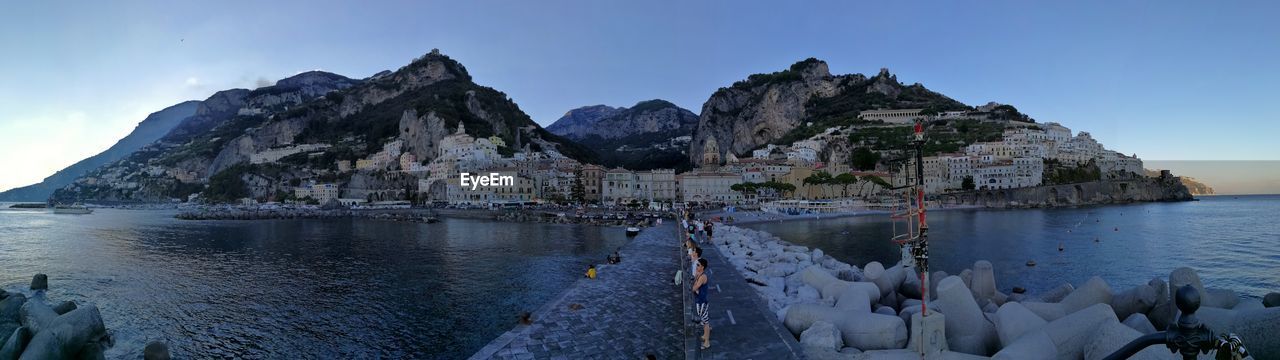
{"left": 2, "top": 1, "right": 1278, "bottom": 193}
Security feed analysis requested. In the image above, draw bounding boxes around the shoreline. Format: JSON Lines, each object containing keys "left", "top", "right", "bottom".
{"left": 702, "top": 205, "right": 984, "bottom": 226}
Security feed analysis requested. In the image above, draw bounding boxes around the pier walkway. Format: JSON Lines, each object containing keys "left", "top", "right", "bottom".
{"left": 469, "top": 224, "right": 684, "bottom": 359}
{"left": 469, "top": 221, "right": 803, "bottom": 360}
{"left": 682, "top": 230, "right": 804, "bottom": 359}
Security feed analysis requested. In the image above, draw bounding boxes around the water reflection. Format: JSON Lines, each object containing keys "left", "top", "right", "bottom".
{"left": 0, "top": 210, "right": 627, "bottom": 359}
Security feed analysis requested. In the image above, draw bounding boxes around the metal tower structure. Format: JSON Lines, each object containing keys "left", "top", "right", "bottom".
{"left": 890, "top": 119, "right": 934, "bottom": 355}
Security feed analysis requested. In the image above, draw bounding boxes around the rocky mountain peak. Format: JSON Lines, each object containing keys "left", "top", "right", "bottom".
{"left": 274, "top": 71, "right": 353, "bottom": 88}
{"left": 548, "top": 100, "right": 696, "bottom": 141}
{"left": 195, "top": 89, "right": 250, "bottom": 116}
{"left": 867, "top": 67, "right": 901, "bottom": 97}
{"left": 400, "top": 49, "right": 471, "bottom": 82}
{"left": 790, "top": 58, "right": 831, "bottom": 80}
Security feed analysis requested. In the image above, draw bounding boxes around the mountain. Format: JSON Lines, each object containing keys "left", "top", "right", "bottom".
{"left": 54, "top": 50, "right": 593, "bottom": 203}
{"left": 545, "top": 105, "right": 624, "bottom": 137}
{"left": 0, "top": 101, "right": 200, "bottom": 202}
{"left": 689, "top": 58, "right": 969, "bottom": 165}
{"left": 548, "top": 100, "right": 699, "bottom": 170}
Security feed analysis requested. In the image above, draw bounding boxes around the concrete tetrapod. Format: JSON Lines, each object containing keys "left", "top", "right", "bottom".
{"left": 800, "top": 321, "right": 843, "bottom": 351}
{"left": 799, "top": 266, "right": 880, "bottom": 308}
{"left": 969, "top": 261, "right": 997, "bottom": 307}
{"left": 992, "top": 302, "right": 1047, "bottom": 347}
{"left": 1194, "top": 306, "right": 1280, "bottom": 359}
{"left": 933, "top": 276, "right": 998, "bottom": 356}
{"left": 783, "top": 302, "right": 909, "bottom": 350}
{"left": 1080, "top": 320, "right": 1167, "bottom": 360}
{"left": 0, "top": 326, "right": 32, "bottom": 360}
{"left": 1121, "top": 313, "right": 1156, "bottom": 335}
{"left": 1146, "top": 277, "right": 1174, "bottom": 330}
{"left": 1057, "top": 276, "right": 1113, "bottom": 315}
{"left": 18, "top": 305, "right": 108, "bottom": 360}
{"left": 1038, "top": 283, "right": 1074, "bottom": 303}
{"left": 1109, "top": 284, "right": 1156, "bottom": 321}
{"left": 992, "top": 303, "right": 1118, "bottom": 360}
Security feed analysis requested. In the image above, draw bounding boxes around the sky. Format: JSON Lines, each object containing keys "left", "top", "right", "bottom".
{"left": 1, "top": 1, "right": 1278, "bottom": 194}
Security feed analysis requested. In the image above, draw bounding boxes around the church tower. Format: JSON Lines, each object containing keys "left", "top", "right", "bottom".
{"left": 700, "top": 137, "right": 721, "bottom": 168}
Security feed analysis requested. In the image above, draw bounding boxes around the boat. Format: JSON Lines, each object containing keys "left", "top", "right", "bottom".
{"left": 53, "top": 204, "right": 93, "bottom": 215}
{"left": 423, "top": 216, "right": 440, "bottom": 223}
{"left": 625, "top": 227, "right": 641, "bottom": 236}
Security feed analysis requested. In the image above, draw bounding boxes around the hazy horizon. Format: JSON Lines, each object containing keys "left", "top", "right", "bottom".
{"left": 2, "top": 1, "right": 1278, "bottom": 193}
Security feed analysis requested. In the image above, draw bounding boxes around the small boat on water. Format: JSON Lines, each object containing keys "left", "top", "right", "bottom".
{"left": 424, "top": 216, "right": 440, "bottom": 223}
{"left": 53, "top": 204, "right": 93, "bottom": 215}
{"left": 625, "top": 227, "right": 641, "bottom": 236}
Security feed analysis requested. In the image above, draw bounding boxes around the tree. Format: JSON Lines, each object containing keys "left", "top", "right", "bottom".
{"left": 834, "top": 173, "right": 859, "bottom": 197}
{"left": 803, "top": 171, "right": 833, "bottom": 186}
{"left": 730, "top": 182, "right": 759, "bottom": 199}
{"left": 962, "top": 175, "right": 975, "bottom": 191}
{"left": 762, "top": 180, "right": 796, "bottom": 199}
{"left": 855, "top": 175, "right": 891, "bottom": 197}
{"left": 204, "top": 165, "right": 250, "bottom": 203}
{"left": 851, "top": 147, "right": 881, "bottom": 171}
{"left": 570, "top": 166, "right": 586, "bottom": 204}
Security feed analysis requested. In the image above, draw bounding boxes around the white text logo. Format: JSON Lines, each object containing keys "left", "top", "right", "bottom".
{"left": 460, "top": 172, "right": 515, "bottom": 190}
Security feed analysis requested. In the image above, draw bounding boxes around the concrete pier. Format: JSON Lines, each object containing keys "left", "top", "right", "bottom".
{"left": 469, "top": 225, "right": 684, "bottom": 359}
{"left": 469, "top": 222, "right": 805, "bottom": 359}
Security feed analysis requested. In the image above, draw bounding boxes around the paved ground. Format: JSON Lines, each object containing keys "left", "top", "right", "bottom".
{"left": 682, "top": 231, "right": 805, "bottom": 360}
{"left": 469, "top": 224, "right": 685, "bottom": 360}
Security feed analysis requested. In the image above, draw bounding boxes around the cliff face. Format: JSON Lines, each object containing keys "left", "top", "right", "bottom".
{"left": 0, "top": 101, "right": 200, "bottom": 202}
{"left": 549, "top": 100, "right": 699, "bottom": 170}
{"left": 689, "top": 59, "right": 967, "bottom": 166}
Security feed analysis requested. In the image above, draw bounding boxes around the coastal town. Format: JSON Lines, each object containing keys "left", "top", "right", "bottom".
{"left": 159, "top": 104, "right": 1150, "bottom": 214}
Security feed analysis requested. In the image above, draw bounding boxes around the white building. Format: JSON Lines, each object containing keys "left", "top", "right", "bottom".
{"left": 295, "top": 183, "right": 340, "bottom": 203}
{"left": 678, "top": 172, "right": 742, "bottom": 204}
{"left": 858, "top": 109, "right": 924, "bottom": 124}
{"left": 249, "top": 144, "right": 331, "bottom": 164}
{"left": 752, "top": 145, "right": 779, "bottom": 160}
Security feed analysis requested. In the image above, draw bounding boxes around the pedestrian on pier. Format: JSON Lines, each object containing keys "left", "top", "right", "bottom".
{"left": 704, "top": 220, "right": 714, "bottom": 242}
{"left": 693, "top": 258, "right": 711, "bottom": 350}
{"left": 689, "top": 247, "right": 702, "bottom": 278}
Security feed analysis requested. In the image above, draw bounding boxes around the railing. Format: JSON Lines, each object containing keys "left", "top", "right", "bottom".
{"left": 1103, "top": 285, "right": 1249, "bottom": 360}
{"left": 677, "top": 218, "right": 694, "bottom": 359}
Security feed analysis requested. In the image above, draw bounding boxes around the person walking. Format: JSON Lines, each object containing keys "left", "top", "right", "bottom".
{"left": 693, "top": 258, "right": 712, "bottom": 350}
{"left": 704, "top": 220, "right": 714, "bottom": 243}
{"left": 694, "top": 220, "right": 705, "bottom": 242}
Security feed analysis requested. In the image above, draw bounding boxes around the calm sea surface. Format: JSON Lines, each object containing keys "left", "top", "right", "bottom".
{"left": 0, "top": 208, "right": 627, "bottom": 359}
{"left": 743, "top": 195, "right": 1280, "bottom": 300}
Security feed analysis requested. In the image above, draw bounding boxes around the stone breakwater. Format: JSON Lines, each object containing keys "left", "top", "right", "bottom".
{"left": 0, "top": 274, "right": 138, "bottom": 359}
{"left": 711, "top": 225, "right": 1280, "bottom": 359}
